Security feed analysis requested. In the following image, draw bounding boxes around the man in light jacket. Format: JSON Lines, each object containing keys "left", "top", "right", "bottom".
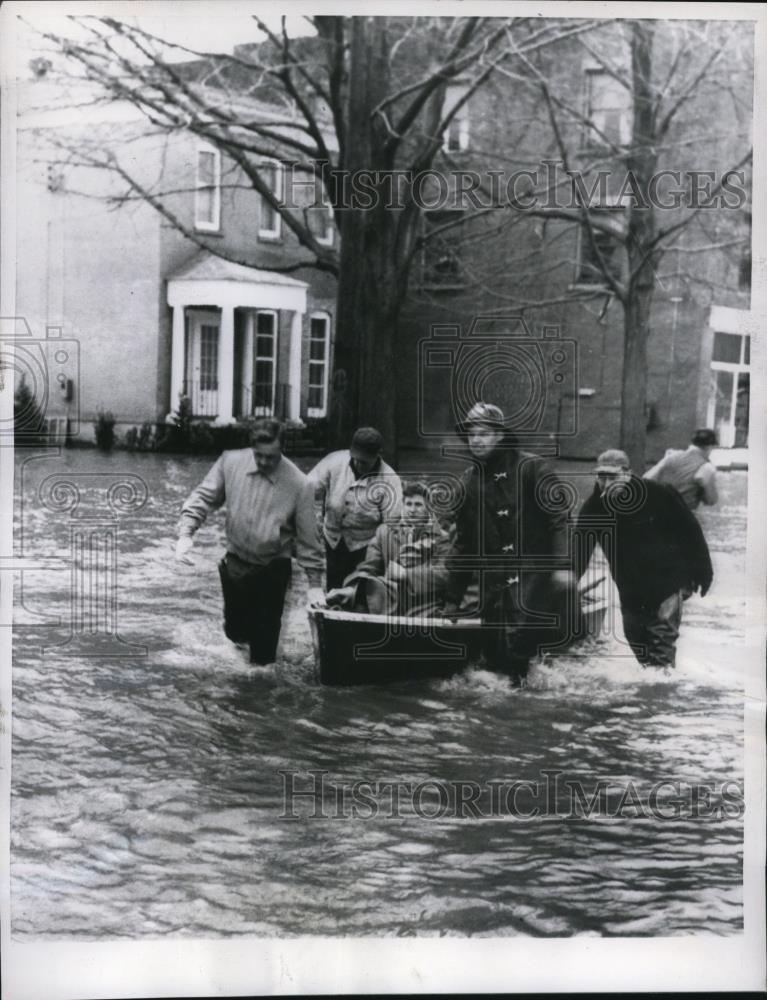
{"left": 175, "top": 418, "right": 324, "bottom": 665}
{"left": 644, "top": 428, "right": 719, "bottom": 511}
{"left": 308, "top": 426, "right": 403, "bottom": 589}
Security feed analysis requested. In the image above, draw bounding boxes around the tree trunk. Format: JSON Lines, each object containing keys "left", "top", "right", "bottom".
{"left": 619, "top": 20, "right": 657, "bottom": 473}
{"left": 620, "top": 290, "right": 652, "bottom": 471}
{"left": 328, "top": 18, "right": 405, "bottom": 461}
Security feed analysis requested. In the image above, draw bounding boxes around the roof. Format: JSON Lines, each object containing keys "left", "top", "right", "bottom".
{"left": 168, "top": 252, "right": 308, "bottom": 288}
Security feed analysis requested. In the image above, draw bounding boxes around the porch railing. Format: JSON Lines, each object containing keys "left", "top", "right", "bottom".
{"left": 236, "top": 381, "right": 291, "bottom": 421}
{"left": 182, "top": 380, "right": 219, "bottom": 418}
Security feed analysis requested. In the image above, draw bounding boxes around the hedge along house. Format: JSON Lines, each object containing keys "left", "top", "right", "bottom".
{"left": 13, "top": 73, "right": 338, "bottom": 441}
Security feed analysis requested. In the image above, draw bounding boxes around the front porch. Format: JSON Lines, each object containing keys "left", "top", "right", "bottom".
{"left": 167, "top": 253, "right": 308, "bottom": 424}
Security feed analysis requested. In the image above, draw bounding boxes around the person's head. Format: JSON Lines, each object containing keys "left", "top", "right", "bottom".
{"left": 692, "top": 428, "right": 718, "bottom": 455}
{"left": 350, "top": 426, "right": 383, "bottom": 477}
{"left": 250, "top": 418, "right": 284, "bottom": 475}
{"left": 595, "top": 449, "right": 631, "bottom": 494}
{"left": 402, "top": 481, "right": 430, "bottom": 523}
{"left": 458, "top": 402, "right": 506, "bottom": 460}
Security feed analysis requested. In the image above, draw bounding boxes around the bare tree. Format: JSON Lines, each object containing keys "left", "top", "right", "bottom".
{"left": 29, "top": 13, "right": 601, "bottom": 450}
{"left": 406, "top": 17, "right": 752, "bottom": 467}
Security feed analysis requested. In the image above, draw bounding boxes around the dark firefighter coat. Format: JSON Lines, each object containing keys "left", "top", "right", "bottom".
{"left": 574, "top": 475, "right": 713, "bottom": 611}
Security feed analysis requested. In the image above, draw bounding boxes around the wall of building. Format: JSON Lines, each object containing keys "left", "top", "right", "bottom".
{"left": 15, "top": 121, "right": 163, "bottom": 436}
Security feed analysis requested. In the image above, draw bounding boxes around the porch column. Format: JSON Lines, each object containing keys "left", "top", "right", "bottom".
{"left": 170, "top": 304, "right": 185, "bottom": 413}
{"left": 216, "top": 305, "right": 235, "bottom": 424}
{"left": 288, "top": 310, "right": 303, "bottom": 420}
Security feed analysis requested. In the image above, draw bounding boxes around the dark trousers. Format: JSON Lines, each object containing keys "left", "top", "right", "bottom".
{"left": 218, "top": 553, "right": 291, "bottom": 664}
{"left": 621, "top": 592, "right": 683, "bottom": 667}
{"left": 325, "top": 538, "right": 367, "bottom": 590}
{"left": 482, "top": 572, "right": 577, "bottom": 684}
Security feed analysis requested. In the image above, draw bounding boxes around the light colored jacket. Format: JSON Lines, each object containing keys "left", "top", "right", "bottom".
{"left": 645, "top": 445, "right": 717, "bottom": 510}
{"left": 179, "top": 448, "right": 324, "bottom": 585}
{"left": 307, "top": 449, "right": 403, "bottom": 551}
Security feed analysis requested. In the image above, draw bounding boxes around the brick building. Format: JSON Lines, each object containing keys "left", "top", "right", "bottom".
{"left": 397, "top": 19, "right": 754, "bottom": 459}
{"left": 12, "top": 18, "right": 753, "bottom": 460}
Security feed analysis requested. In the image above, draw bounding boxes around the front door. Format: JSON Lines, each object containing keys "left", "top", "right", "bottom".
{"left": 185, "top": 310, "right": 220, "bottom": 417}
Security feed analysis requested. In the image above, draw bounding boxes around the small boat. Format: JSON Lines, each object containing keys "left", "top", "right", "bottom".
{"left": 308, "top": 598, "right": 608, "bottom": 686}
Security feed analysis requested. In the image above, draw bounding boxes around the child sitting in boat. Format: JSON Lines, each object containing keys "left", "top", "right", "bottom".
{"left": 325, "top": 481, "right": 452, "bottom": 616}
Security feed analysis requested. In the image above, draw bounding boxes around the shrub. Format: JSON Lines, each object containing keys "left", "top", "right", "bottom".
{"left": 138, "top": 422, "right": 155, "bottom": 451}
{"left": 94, "top": 410, "right": 116, "bottom": 452}
{"left": 14, "top": 373, "right": 46, "bottom": 445}
{"left": 123, "top": 426, "right": 139, "bottom": 451}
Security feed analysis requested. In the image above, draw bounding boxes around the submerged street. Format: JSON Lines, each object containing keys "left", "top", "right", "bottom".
{"left": 10, "top": 449, "right": 746, "bottom": 938}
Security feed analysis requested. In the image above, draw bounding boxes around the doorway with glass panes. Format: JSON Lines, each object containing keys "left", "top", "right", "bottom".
{"left": 234, "top": 309, "right": 281, "bottom": 418}
{"left": 707, "top": 330, "right": 750, "bottom": 448}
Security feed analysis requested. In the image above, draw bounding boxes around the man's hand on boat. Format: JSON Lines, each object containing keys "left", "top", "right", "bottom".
{"left": 307, "top": 586, "right": 327, "bottom": 608}
{"left": 438, "top": 600, "right": 461, "bottom": 622}
{"left": 174, "top": 535, "right": 195, "bottom": 566}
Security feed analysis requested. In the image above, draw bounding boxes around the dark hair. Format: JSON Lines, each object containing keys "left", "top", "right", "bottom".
{"left": 403, "top": 480, "right": 429, "bottom": 500}
{"left": 351, "top": 426, "right": 383, "bottom": 455}
{"left": 250, "top": 417, "right": 284, "bottom": 446}
{"left": 692, "top": 428, "right": 718, "bottom": 448}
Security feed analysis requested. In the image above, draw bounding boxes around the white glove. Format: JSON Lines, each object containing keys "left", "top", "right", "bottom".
{"left": 306, "top": 586, "right": 326, "bottom": 607}
{"left": 175, "top": 535, "right": 195, "bottom": 564}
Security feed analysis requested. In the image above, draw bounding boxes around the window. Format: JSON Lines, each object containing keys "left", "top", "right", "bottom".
{"left": 199, "top": 324, "right": 219, "bottom": 391}
{"left": 712, "top": 331, "right": 749, "bottom": 366}
{"left": 307, "top": 200, "right": 334, "bottom": 247}
{"left": 253, "top": 311, "right": 277, "bottom": 415}
{"left": 195, "top": 147, "right": 221, "bottom": 231}
{"left": 576, "top": 215, "right": 623, "bottom": 285}
{"left": 258, "top": 161, "right": 283, "bottom": 239}
{"left": 442, "top": 83, "right": 470, "bottom": 153}
{"left": 307, "top": 314, "right": 331, "bottom": 417}
{"left": 707, "top": 330, "right": 750, "bottom": 447}
{"left": 583, "top": 68, "right": 631, "bottom": 149}
{"left": 422, "top": 210, "right": 466, "bottom": 288}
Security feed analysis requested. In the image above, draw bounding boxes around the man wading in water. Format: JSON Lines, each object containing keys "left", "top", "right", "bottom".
{"left": 440, "top": 402, "right": 577, "bottom": 685}
{"left": 175, "top": 418, "right": 324, "bottom": 666}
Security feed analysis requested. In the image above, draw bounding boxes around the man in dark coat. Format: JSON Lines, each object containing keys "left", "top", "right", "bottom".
{"left": 441, "top": 402, "right": 577, "bottom": 683}
{"left": 574, "top": 449, "right": 713, "bottom": 667}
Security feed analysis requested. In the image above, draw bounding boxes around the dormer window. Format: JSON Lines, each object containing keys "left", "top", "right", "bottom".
{"left": 258, "top": 161, "right": 283, "bottom": 240}
{"left": 195, "top": 146, "right": 221, "bottom": 231}
{"left": 583, "top": 68, "right": 631, "bottom": 149}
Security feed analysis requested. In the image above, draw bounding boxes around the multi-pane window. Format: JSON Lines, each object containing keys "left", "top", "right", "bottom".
{"left": 258, "top": 162, "right": 283, "bottom": 239}
{"left": 253, "top": 311, "right": 277, "bottom": 414}
{"left": 307, "top": 314, "right": 330, "bottom": 417}
{"left": 307, "top": 201, "right": 334, "bottom": 246}
{"left": 583, "top": 68, "right": 631, "bottom": 148}
{"left": 199, "top": 324, "right": 219, "bottom": 391}
{"left": 195, "top": 147, "right": 221, "bottom": 231}
{"left": 708, "top": 330, "right": 750, "bottom": 448}
{"left": 442, "top": 83, "right": 470, "bottom": 153}
{"left": 576, "top": 215, "right": 623, "bottom": 285}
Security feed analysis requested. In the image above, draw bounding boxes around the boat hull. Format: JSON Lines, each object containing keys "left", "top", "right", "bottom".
{"left": 308, "top": 602, "right": 607, "bottom": 686}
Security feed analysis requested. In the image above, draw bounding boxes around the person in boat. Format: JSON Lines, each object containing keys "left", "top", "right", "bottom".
{"left": 574, "top": 449, "right": 713, "bottom": 668}
{"left": 175, "top": 418, "right": 324, "bottom": 666}
{"left": 326, "top": 480, "right": 452, "bottom": 616}
{"left": 307, "top": 426, "right": 403, "bottom": 589}
{"left": 644, "top": 428, "right": 719, "bottom": 512}
{"left": 440, "top": 402, "right": 577, "bottom": 684}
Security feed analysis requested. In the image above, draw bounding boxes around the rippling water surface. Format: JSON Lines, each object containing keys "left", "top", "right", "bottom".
{"left": 11, "top": 450, "right": 746, "bottom": 938}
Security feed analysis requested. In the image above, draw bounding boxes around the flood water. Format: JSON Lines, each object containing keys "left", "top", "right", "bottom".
{"left": 10, "top": 449, "right": 746, "bottom": 938}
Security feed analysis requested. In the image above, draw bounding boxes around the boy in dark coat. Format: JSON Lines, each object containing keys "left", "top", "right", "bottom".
{"left": 574, "top": 449, "right": 713, "bottom": 667}
{"left": 441, "top": 402, "right": 577, "bottom": 683}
